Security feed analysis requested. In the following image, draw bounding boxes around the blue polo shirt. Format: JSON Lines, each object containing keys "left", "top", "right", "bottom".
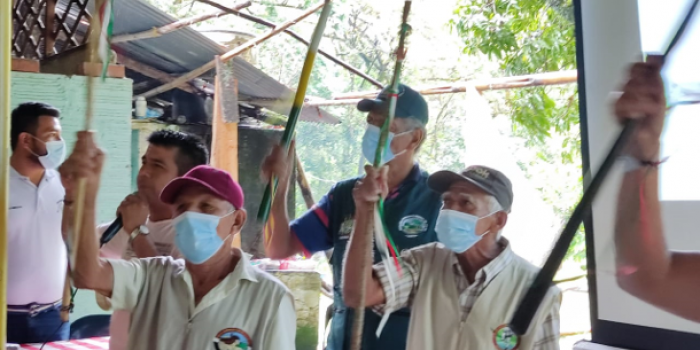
{"left": 290, "top": 164, "right": 442, "bottom": 350}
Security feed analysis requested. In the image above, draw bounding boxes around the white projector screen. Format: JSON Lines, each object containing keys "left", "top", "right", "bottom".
{"left": 578, "top": 0, "right": 700, "bottom": 348}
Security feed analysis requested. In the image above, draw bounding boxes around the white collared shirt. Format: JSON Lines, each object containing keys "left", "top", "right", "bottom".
{"left": 8, "top": 167, "right": 67, "bottom": 305}
{"left": 97, "top": 219, "right": 180, "bottom": 350}
{"left": 107, "top": 251, "right": 296, "bottom": 350}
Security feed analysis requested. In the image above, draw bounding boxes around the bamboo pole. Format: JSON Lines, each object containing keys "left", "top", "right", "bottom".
{"left": 137, "top": 1, "right": 326, "bottom": 99}
{"left": 117, "top": 54, "right": 199, "bottom": 94}
{"left": 257, "top": 0, "right": 333, "bottom": 225}
{"left": 305, "top": 70, "right": 579, "bottom": 106}
{"left": 351, "top": 2, "right": 412, "bottom": 349}
{"left": 112, "top": 1, "right": 252, "bottom": 43}
{"left": 197, "top": 0, "right": 383, "bottom": 88}
{"left": 0, "top": 0, "right": 12, "bottom": 345}
{"left": 294, "top": 151, "right": 315, "bottom": 208}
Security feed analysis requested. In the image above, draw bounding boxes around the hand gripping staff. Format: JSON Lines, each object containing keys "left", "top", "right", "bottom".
{"left": 509, "top": 0, "right": 699, "bottom": 335}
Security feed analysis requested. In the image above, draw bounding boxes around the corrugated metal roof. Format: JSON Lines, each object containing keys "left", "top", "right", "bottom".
{"left": 66, "top": 0, "right": 339, "bottom": 124}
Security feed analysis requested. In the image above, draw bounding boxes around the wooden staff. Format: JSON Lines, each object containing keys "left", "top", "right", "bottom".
{"left": 65, "top": 0, "right": 107, "bottom": 324}
{"left": 350, "top": 2, "right": 412, "bottom": 349}
{"left": 256, "top": 0, "right": 333, "bottom": 225}
{"left": 294, "top": 151, "right": 315, "bottom": 209}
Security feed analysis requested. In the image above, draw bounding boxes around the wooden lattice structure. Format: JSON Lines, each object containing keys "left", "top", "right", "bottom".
{"left": 12, "top": 0, "right": 92, "bottom": 59}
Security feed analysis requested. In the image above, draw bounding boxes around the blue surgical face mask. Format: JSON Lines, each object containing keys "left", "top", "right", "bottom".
{"left": 361, "top": 125, "right": 409, "bottom": 165}
{"left": 173, "top": 211, "right": 232, "bottom": 264}
{"left": 435, "top": 209, "right": 495, "bottom": 253}
{"left": 29, "top": 137, "right": 66, "bottom": 170}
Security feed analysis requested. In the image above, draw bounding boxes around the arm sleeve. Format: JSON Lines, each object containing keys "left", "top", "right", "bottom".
{"left": 533, "top": 290, "right": 562, "bottom": 350}
{"left": 106, "top": 258, "right": 148, "bottom": 311}
{"left": 261, "top": 292, "right": 297, "bottom": 350}
{"left": 289, "top": 190, "right": 334, "bottom": 254}
{"left": 370, "top": 249, "right": 421, "bottom": 314}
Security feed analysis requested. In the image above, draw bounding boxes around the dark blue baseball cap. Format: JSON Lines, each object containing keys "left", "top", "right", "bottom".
{"left": 356, "top": 84, "right": 429, "bottom": 125}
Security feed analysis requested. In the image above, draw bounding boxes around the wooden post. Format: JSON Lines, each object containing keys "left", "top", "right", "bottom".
{"left": 0, "top": 0, "right": 11, "bottom": 344}
{"left": 45, "top": 0, "right": 57, "bottom": 56}
{"left": 211, "top": 59, "right": 241, "bottom": 248}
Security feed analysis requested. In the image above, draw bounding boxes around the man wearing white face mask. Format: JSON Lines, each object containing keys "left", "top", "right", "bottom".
{"left": 60, "top": 133, "right": 296, "bottom": 350}
{"left": 262, "top": 84, "right": 442, "bottom": 349}
{"left": 344, "top": 165, "right": 562, "bottom": 350}
{"left": 7, "top": 102, "right": 69, "bottom": 344}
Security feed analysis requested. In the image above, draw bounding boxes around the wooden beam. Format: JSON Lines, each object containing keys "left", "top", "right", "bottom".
{"left": 117, "top": 54, "right": 199, "bottom": 95}
{"left": 112, "top": 1, "right": 252, "bottom": 44}
{"left": 198, "top": 0, "right": 383, "bottom": 88}
{"left": 211, "top": 76, "right": 240, "bottom": 247}
{"left": 137, "top": 1, "right": 326, "bottom": 99}
{"left": 305, "top": 70, "right": 579, "bottom": 106}
{"left": 11, "top": 58, "right": 39, "bottom": 72}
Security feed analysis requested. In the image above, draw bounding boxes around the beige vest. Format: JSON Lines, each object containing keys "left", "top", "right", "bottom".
{"left": 406, "top": 243, "right": 561, "bottom": 350}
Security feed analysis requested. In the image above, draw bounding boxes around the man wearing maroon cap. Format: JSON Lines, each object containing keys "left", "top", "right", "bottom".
{"left": 60, "top": 132, "right": 296, "bottom": 350}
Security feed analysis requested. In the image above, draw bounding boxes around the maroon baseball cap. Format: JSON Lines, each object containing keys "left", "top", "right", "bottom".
{"left": 160, "top": 165, "right": 244, "bottom": 209}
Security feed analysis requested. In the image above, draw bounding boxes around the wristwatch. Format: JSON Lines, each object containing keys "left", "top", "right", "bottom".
{"left": 129, "top": 225, "right": 150, "bottom": 244}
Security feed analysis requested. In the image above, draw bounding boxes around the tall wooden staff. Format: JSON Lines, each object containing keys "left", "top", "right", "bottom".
{"left": 63, "top": 0, "right": 110, "bottom": 323}
{"left": 350, "top": 2, "right": 412, "bottom": 349}
{"left": 257, "top": 0, "right": 333, "bottom": 228}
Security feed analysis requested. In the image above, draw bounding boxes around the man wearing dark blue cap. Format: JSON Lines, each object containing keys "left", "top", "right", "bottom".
{"left": 262, "top": 84, "right": 442, "bottom": 350}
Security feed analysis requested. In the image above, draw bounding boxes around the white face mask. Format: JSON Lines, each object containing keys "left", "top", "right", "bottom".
{"left": 29, "top": 136, "right": 66, "bottom": 170}
{"left": 435, "top": 209, "right": 497, "bottom": 253}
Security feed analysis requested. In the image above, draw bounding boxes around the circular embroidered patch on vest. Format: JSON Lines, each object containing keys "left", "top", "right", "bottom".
{"left": 398, "top": 215, "right": 428, "bottom": 235}
{"left": 492, "top": 324, "right": 520, "bottom": 350}
{"left": 213, "top": 328, "right": 253, "bottom": 350}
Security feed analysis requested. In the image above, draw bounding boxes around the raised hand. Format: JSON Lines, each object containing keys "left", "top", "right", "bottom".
{"left": 614, "top": 55, "right": 666, "bottom": 161}
{"left": 353, "top": 165, "right": 389, "bottom": 208}
{"left": 261, "top": 139, "right": 296, "bottom": 184}
{"left": 58, "top": 131, "right": 105, "bottom": 204}
{"left": 117, "top": 193, "right": 149, "bottom": 234}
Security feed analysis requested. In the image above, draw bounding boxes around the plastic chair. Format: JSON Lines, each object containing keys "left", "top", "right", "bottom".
{"left": 69, "top": 314, "right": 111, "bottom": 340}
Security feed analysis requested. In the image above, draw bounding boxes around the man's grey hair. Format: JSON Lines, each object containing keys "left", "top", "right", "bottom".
{"left": 399, "top": 117, "right": 427, "bottom": 152}
{"left": 487, "top": 195, "right": 508, "bottom": 239}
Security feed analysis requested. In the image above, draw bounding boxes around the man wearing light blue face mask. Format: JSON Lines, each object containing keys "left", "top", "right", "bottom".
{"left": 7, "top": 102, "right": 69, "bottom": 344}
{"left": 344, "top": 165, "right": 562, "bottom": 350}
{"left": 261, "top": 84, "right": 442, "bottom": 350}
{"left": 59, "top": 132, "right": 296, "bottom": 350}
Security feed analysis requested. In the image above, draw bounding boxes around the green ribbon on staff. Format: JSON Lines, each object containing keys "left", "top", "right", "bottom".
{"left": 257, "top": 1, "right": 333, "bottom": 227}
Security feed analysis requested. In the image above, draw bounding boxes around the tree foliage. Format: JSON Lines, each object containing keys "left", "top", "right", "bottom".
{"left": 450, "top": 0, "right": 584, "bottom": 262}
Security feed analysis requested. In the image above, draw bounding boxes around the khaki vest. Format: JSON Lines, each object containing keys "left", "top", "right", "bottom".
{"left": 405, "top": 243, "right": 561, "bottom": 350}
